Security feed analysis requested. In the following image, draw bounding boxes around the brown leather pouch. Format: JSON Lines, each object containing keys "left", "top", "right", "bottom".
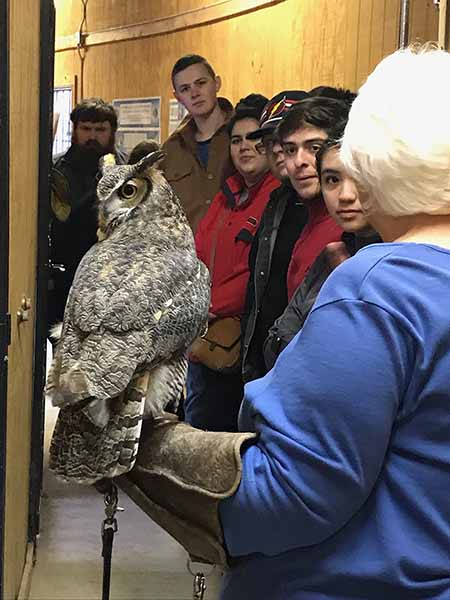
{"left": 190, "top": 316, "right": 241, "bottom": 373}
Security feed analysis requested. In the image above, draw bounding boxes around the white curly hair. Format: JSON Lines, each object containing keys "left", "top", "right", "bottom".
{"left": 340, "top": 44, "right": 450, "bottom": 216}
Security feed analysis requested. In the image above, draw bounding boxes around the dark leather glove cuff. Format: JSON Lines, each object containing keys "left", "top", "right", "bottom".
{"left": 116, "top": 418, "right": 256, "bottom": 567}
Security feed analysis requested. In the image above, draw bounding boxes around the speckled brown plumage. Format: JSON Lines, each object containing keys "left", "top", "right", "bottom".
{"left": 47, "top": 152, "right": 210, "bottom": 484}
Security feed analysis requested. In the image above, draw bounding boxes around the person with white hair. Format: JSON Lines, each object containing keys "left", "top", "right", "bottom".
{"left": 119, "top": 45, "right": 450, "bottom": 599}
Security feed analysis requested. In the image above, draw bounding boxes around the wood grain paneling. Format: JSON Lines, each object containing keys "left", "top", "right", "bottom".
{"left": 56, "top": 0, "right": 284, "bottom": 51}
{"left": 55, "top": 0, "right": 276, "bottom": 34}
{"left": 54, "top": 0, "right": 439, "bottom": 141}
{"left": 5, "top": 0, "right": 40, "bottom": 597}
{"left": 409, "top": 0, "right": 439, "bottom": 44}
{"left": 438, "top": 0, "right": 450, "bottom": 49}
{"left": 383, "top": 0, "right": 402, "bottom": 53}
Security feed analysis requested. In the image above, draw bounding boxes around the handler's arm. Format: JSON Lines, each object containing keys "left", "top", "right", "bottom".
{"left": 220, "top": 297, "right": 412, "bottom": 556}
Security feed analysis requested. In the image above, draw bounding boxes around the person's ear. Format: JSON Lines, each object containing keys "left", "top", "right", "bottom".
{"left": 173, "top": 89, "right": 180, "bottom": 102}
{"left": 215, "top": 75, "right": 222, "bottom": 94}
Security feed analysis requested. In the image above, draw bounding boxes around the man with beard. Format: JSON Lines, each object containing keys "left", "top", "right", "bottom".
{"left": 48, "top": 98, "right": 126, "bottom": 333}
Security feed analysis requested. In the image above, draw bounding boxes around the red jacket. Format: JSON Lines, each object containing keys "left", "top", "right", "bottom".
{"left": 287, "top": 198, "right": 343, "bottom": 300}
{"left": 196, "top": 171, "right": 279, "bottom": 316}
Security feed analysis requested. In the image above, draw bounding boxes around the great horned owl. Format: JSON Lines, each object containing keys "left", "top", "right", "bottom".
{"left": 47, "top": 151, "right": 210, "bottom": 484}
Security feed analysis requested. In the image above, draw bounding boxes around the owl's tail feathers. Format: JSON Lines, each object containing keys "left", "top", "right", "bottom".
{"left": 49, "top": 322, "right": 63, "bottom": 343}
{"left": 45, "top": 350, "right": 64, "bottom": 407}
{"left": 49, "top": 370, "right": 150, "bottom": 484}
{"left": 143, "top": 355, "right": 188, "bottom": 418}
{"left": 81, "top": 397, "right": 113, "bottom": 428}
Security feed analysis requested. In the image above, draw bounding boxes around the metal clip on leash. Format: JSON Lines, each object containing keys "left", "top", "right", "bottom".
{"left": 193, "top": 573, "right": 206, "bottom": 599}
{"left": 101, "top": 482, "right": 119, "bottom": 600}
{"left": 187, "top": 558, "right": 215, "bottom": 600}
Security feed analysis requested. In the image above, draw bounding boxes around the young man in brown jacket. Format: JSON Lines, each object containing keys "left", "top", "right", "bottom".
{"left": 162, "top": 54, "right": 234, "bottom": 232}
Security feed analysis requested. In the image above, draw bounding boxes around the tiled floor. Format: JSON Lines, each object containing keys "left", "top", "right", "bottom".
{"left": 29, "top": 345, "right": 222, "bottom": 600}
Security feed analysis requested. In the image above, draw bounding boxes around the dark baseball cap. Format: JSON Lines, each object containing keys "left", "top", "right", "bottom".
{"left": 247, "top": 90, "right": 309, "bottom": 140}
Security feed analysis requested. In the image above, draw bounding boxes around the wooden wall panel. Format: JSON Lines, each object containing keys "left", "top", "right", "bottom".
{"left": 87, "top": 0, "right": 234, "bottom": 31}
{"left": 54, "top": 0, "right": 439, "bottom": 142}
{"left": 5, "top": 0, "right": 40, "bottom": 597}
{"left": 54, "top": 0, "right": 81, "bottom": 37}
{"left": 409, "top": 0, "right": 439, "bottom": 44}
{"left": 356, "top": 0, "right": 374, "bottom": 86}
{"left": 55, "top": 0, "right": 274, "bottom": 35}
{"left": 383, "top": 0, "right": 402, "bottom": 53}
{"left": 370, "top": 0, "right": 387, "bottom": 68}
{"left": 342, "top": 0, "right": 361, "bottom": 89}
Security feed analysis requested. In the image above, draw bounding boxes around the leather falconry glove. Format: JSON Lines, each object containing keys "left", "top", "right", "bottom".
{"left": 116, "top": 416, "right": 256, "bottom": 567}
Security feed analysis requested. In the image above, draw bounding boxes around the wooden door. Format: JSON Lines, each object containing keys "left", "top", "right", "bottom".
{"left": 28, "top": 0, "right": 55, "bottom": 547}
{"left": 0, "top": 1, "right": 10, "bottom": 598}
{"left": 2, "top": 1, "right": 50, "bottom": 598}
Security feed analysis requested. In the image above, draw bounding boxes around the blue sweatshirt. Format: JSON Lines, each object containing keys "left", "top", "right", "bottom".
{"left": 220, "top": 243, "right": 450, "bottom": 600}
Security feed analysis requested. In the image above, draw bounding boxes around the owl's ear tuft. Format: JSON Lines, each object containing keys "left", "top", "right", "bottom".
{"left": 135, "top": 150, "right": 165, "bottom": 173}
{"left": 99, "top": 153, "right": 117, "bottom": 173}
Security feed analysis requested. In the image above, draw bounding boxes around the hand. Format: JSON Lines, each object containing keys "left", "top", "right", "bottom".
{"left": 324, "top": 241, "right": 351, "bottom": 269}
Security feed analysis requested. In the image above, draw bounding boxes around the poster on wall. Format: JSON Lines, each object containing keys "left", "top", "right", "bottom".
{"left": 112, "top": 96, "right": 161, "bottom": 153}
{"left": 53, "top": 85, "right": 73, "bottom": 156}
{"left": 168, "top": 99, "right": 188, "bottom": 136}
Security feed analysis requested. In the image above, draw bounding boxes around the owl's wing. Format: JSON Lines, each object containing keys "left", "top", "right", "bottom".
{"left": 49, "top": 354, "right": 188, "bottom": 484}
{"left": 55, "top": 249, "right": 209, "bottom": 406}
{"left": 67, "top": 237, "right": 202, "bottom": 332}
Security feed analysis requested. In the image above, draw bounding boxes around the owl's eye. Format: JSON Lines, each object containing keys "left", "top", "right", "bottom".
{"left": 120, "top": 181, "right": 138, "bottom": 200}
